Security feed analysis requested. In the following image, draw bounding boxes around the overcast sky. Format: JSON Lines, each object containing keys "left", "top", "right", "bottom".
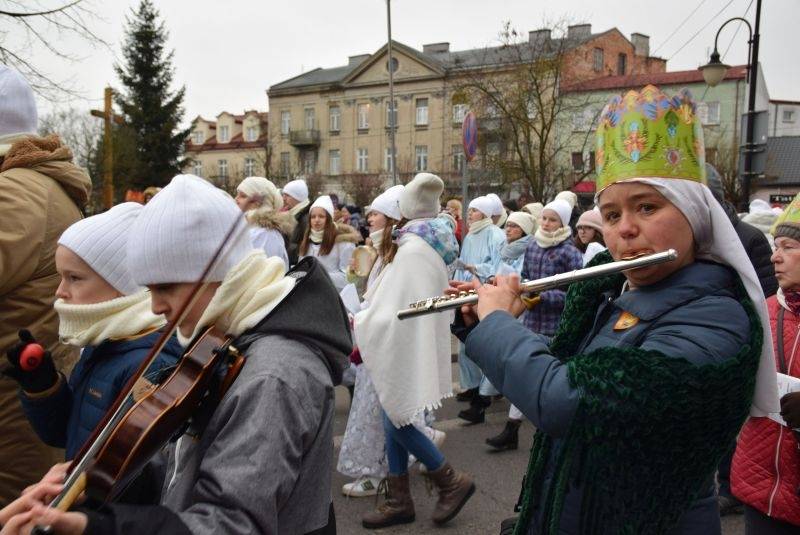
{"left": 22, "top": 0, "right": 800, "bottom": 122}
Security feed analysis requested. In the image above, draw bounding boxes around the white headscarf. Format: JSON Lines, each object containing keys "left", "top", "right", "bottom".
{"left": 598, "top": 178, "right": 778, "bottom": 416}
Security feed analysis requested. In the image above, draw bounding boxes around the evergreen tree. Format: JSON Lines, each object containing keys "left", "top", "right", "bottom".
{"left": 114, "top": 0, "right": 189, "bottom": 188}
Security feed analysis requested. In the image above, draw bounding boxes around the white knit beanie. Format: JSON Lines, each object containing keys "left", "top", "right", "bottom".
{"left": 127, "top": 174, "right": 253, "bottom": 285}
{"left": 400, "top": 173, "right": 443, "bottom": 220}
{"left": 0, "top": 65, "right": 37, "bottom": 140}
{"left": 237, "top": 176, "right": 283, "bottom": 212}
{"left": 485, "top": 193, "right": 505, "bottom": 216}
{"left": 506, "top": 211, "right": 536, "bottom": 236}
{"left": 542, "top": 199, "right": 572, "bottom": 228}
{"left": 368, "top": 184, "right": 404, "bottom": 220}
{"left": 58, "top": 203, "right": 143, "bottom": 295}
{"left": 310, "top": 195, "right": 335, "bottom": 218}
{"left": 468, "top": 196, "right": 494, "bottom": 218}
{"left": 555, "top": 190, "right": 578, "bottom": 210}
{"left": 283, "top": 179, "right": 309, "bottom": 202}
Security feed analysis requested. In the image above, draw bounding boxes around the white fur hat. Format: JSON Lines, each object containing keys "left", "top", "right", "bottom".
{"left": 468, "top": 196, "right": 494, "bottom": 218}
{"left": 555, "top": 190, "right": 578, "bottom": 209}
{"left": 311, "top": 195, "right": 335, "bottom": 218}
{"left": 400, "top": 173, "right": 443, "bottom": 220}
{"left": 506, "top": 211, "right": 536, "bottom": 236}
{"left": 0, "top": 65, "right": 37, "bottom": 139}
{"left": 542, "top": 199, "right": 572, "bottom": 228}
{"left": 127, "top": 174, "right": 253, "bottom": 284}
{"left": 282, "top": 179, "right": 309, "bottom": 202}
{"left": 58, "top": 203, "right": 143, "bottom": 295}
{"left": 369, "top": 185, "right": 404, "bottom": 221}
{"left": 485, "top": 193, "right": 505, "bottom": 216}
{"left": 237, "top": 176, "right": 283, "bottom": 212}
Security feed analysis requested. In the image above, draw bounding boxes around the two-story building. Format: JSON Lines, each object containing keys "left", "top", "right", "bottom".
{"left": 184, "top": 110, "right": 269, "bottom": 192}
{"left": 768, "top": 100, "right": 800, "bottom": 137}
{"left": 267, "top": 24, "right": 665, "bottom": 202}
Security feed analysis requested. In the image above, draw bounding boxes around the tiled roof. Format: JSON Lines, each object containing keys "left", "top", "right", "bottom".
{"left": 761, "top": 136, "right": 800, "bottom": 185}
{"left": 186, "top": 131, "right": 269, "bottom": 152}
{"left": 563, "top": 65, "right": 748, "bottom": 93}
{"left": 269, "top": 32, "right": 611, "bottom": 93}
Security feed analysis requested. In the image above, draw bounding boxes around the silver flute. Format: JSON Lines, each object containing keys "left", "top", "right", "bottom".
{"left": 397, "top": 249, "right": 678, "bottom": 320}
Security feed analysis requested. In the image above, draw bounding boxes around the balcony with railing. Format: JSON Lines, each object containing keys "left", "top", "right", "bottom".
{"left": 289, "top": 128, "right": 321, "bottom": 147}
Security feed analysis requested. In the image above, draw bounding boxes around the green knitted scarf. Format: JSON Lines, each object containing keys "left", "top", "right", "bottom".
{"left": 514, "top": 252, "right": 761, "bottom": 535}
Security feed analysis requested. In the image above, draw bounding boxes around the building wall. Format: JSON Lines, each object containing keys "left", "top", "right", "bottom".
{"left": 768, "top": 102, "right": 800, "bottom": 137}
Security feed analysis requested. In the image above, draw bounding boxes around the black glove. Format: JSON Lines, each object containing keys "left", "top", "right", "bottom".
{"left": 4, "top": 329, "right": 58, "bottom": 393}
{"left": 780, "top": 391, "right": 800, "bottom": 430}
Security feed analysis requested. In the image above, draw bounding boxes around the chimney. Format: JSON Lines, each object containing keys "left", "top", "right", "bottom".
{"left": 567, "top": 24, "right": 592, "bottom": 40}
{"left": 529, "top": 29, "right": 551, "bottom": 46}
{"left": 348, "top": 54, "right": 370, "bottom": 66}
{"left": 422, "top": 42, "right": 450, "bottom": 54}
{"left": 631, "top": 33, "right": 650, "bottom": 57}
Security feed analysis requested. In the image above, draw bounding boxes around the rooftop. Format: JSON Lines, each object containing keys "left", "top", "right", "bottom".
{"left": 562, "top": 65, "right": 748, "bottom": 93}
{"left": 762, "top": 136, "right": 800, "bottom": 186}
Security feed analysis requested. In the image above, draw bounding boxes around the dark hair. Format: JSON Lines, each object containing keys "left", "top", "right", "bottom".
{"left": 300, "top": 210, "right": 337, "bottom": 256}
{"left": 573, "top": 226, "right": 605, "bottom": 253}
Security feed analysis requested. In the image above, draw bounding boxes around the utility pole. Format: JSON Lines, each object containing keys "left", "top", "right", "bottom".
{"left": 90, "top": 87, "right": 120, "bottom": 209}
{"left": 386, "top": 0, "right": 398, "bottom": 186}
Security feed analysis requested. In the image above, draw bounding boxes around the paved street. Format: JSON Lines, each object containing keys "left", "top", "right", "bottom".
{"left": 331, "top": 368, "right": 746, "bottom": 534}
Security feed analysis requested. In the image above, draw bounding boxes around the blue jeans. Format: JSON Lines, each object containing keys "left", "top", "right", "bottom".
{"left": 383, "top": 411, "right": 445, "bottom": 475}
{"left": 459, "top": 343, "right": 483, "bottom": 390}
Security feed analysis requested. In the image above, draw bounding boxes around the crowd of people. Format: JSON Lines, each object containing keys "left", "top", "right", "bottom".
{"left": 1, "top": 62, "right": 799, "bottom": 535}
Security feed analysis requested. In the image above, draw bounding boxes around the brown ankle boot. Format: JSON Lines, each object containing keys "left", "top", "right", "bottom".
{"left": 427, "top": 463, "right": 475, "bottom": 524}
{"left": 361, "top": 474, "right": 416, "bottom": 529}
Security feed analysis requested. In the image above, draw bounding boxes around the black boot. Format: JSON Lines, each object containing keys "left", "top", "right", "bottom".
{"left": 456, "top": 387, "right": 477, "bottom": 403}
{"left": 485, "top": 419, "right": 521, "bottom": 451}
{"left": 458, "top": 396, "right": 490, "bottom": 424}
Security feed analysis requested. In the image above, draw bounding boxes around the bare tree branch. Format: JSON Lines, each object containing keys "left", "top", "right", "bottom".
{"left": 0, "top": 0, "right": 81, "bottom": 17}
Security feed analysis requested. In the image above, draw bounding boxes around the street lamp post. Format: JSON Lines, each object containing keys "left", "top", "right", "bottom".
{"left": 699, "top": 0, "right": 762, "bottom": 210}
{"left": 386, "top": 0, "right": 398, "bottom": 186}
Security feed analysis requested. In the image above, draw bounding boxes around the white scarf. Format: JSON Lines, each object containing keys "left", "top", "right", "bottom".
{"left": 369, "top": 228, "right": 385, "bottom": 251}
{"left": 288, "top": 198, "right": 310, "bottom": 218}
{"left": 601, "top": 178, "right": 779, "bottom": 416}
{"left": 496, "top": 210, "right": 508, "bottom": 227}
{"left": 534, "top": 226, "right": 572, "bottom": 248}
{"left": 178, "top": 250, "right": 296, "bottom": 346}
{"left": 468, "top": 217, "right": 493, "bottom": 234}
{"left": 55, "top": 291, "right": 165, "bottom": 347}
{"left": 309, "top": 228, "right": 325, "bottom": 244}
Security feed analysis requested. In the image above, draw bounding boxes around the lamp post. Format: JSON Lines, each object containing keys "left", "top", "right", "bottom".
{"left": 699, "top": 0, "right": 762, "bottom": 210}
{"left": 386, "top": 0, "right": 398, "bottom": 186}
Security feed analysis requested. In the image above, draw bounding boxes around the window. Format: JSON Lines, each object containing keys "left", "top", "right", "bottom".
{"left": 329, "top": 150, "right": 341, "bottom": 175}
{"left": 356, "top": 148, "right": 369, "bottom": 172}
{"left": 415, "top": 98, "right": 429, "bottom": 126}
{"left": 697, "top": 102, "right": 720, "bottom": 125}
{"left": 329, "top": 106, "right": 341, "bottom": 131}
{"left": 302, "top": 151, "right": 315, "bottom": 174}
{"left": 218, "top": 125, "right": 230, "bottom": 143}
{"left": 192, "top": 131, "right": 204, "bottom": 145}
{"left": 245, "top": 126, "right": 258, "bottom": 142}
{"left": 589, "top": 151, "right": 596, "bottom": 171}
{"left": 280, "top": 111, "right": 291, "bottom": 135}
{"left": 571, "top": 152, "right": 584, "bottom": 171}
{"left": 452, "top": 104, "right": 467, "bottom": 123}
{"left": 304, "top": 108, "right": 315, "bottom": 130}
{"left": 783, "top": 110, "right": 796, "bottom": 123}
{"left": 244, "top": 158, "right": 256, "bottom": 176}
{"left": 593, "top": 48, "right": 604, "bottom": 72}
{"left": 193, "top": 161, "right": 202, "bottom": 177}
{"left": 218, "top": 159, "right": 228, "bottom": 178}
{"left": 384, "top": 147, "right": 396, "bottom": 172}
{"left": 452, "top": 145, "right": 465, "bottom": 173}
{"left": 617, "top": 53, "right": 627, "bottom": 76}
{"left": 415, "top": 145, "right": 428, "bottom": 171}
{"left": 357, "top": 103, "right": 370, "bottom": 130}
{"left": 386, "top": 100, "right": 398, "bottom": 128}
{"left": 280, "top": 152, "right": 290, "bottom": 176}
{"left": 572, "top": 108, "right": 596, "bottom": 131}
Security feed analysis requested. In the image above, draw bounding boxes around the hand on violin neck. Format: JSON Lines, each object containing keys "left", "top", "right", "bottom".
{"left": 4, "top": 330, "right": 58, "bottom": 394}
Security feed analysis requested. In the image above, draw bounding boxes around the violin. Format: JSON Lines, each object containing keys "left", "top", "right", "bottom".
{"left": 33, "top": 216, "right": 247, "bottom": 533}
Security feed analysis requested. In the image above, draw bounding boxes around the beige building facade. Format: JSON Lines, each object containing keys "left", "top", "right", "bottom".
{"left": 184, "top": 110, "right": 269, "bottom": 192}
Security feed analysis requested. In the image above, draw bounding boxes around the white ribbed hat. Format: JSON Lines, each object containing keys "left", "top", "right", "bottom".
{"left": 237, "top": 176, "right": 283, "bottom": 212}
{"left": 127, "top": 174, "right": 253, "bottom": 285}
{"left": 468, "top": 196, "right": 494, "bottom": 218}
{"left": 58, "top": 202, "right": 143, "bottom": 295}
{"left": 0, "top": 65, "right": 37, "bottom": 139}
{"left": 555, "top": 190, "right": 578, "bottom": 209}
{"left": 368, "top": 184, "right": 404, "bottom": 220}
{"left": 310, "top": 195, "right": 335, "bottom": 218}
{"left": 506, "top": 211, "right": 536, "bottom": 235}
{"left": 282, "top": 179, "right": 309, "bottom": 202}
{"left": 485, "top": 193, "right": 505, "bottom": 216}
{"left": 400, "top": 173, "right": 443, "bottom": 220}
{"left": 543, "top": 199, "right": 572, "bottom": 228}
